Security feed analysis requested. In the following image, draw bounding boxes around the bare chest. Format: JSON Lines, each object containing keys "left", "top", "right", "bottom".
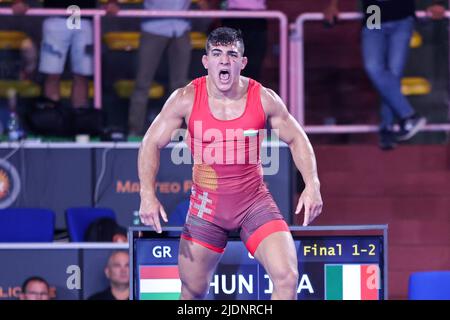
{"left": 208, "top": 95, "right": 248, "bottom": 121}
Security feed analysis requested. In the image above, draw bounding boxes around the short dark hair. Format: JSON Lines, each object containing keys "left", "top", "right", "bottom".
{"left": 107, "top": 249, "right": 129, "bottom": 267}
{"left": 22, "top": 276, "right": 49, "bottom": 293}
{"left": 84, "top": 217, "right": 126, "bottom": 242}
{"left": 206, "top": 27, "right": 245, "bottom": 55}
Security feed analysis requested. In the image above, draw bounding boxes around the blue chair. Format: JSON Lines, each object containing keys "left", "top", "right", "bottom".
{"left": 168, "top": 199, "right": 190, "bottom": 226}
{"left": 65, "top": 207, "right": 116, "bottom": 242}
{"left": 0, "top": 208, "right": 55, "bottom": 242}
{"left": 408, "top": 271, "right": 450, "bottom": 300}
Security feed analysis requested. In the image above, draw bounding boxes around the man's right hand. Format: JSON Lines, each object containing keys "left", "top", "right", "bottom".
{"left": 139, "top": 196, "right": 168, "bottom": 233}
{"left": 323, "top": 3, "right": 339, "bottom": 26}
{"left": 12, "top": 0, "right": 29, "bottom": 15}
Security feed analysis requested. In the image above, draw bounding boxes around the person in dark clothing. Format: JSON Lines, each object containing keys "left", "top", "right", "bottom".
{"left": 84, "top": 217, "right": 127, "bottom": 243}
{"left": 324, "top": 0, "right": 445, "bottom": 150}
{"left": 88, "top": 250, "right": 129, "bottom": 300}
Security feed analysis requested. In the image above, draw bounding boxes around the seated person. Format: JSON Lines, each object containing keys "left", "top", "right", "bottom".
{"left": 84, "top": 217, "right": 127, "bottom": 243}
{"left": 88, "top": 250, "right": 129, "bottom": 300}
{"left": 20, "top": 276, "right": 50, "bottom": 300}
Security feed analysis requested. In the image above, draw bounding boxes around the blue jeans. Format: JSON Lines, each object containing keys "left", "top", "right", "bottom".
{"left": 362, "top": 16, "right": 415, "bottom": 130}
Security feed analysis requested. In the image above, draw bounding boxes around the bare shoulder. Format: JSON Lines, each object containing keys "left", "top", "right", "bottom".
{"left": 241, "top": 76, "right": 251, "bottom": 87}
{"left": 164, "top": 82, "right": 196, "bottom": 118}
{"left": 260, "top": 85, "right": 286, "bottom": 116}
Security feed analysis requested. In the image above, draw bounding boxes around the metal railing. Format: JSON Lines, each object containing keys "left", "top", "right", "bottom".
{"left": 0, "top": 8, "right": 288, "bottom": 108}
{"left": 291, "top": 11, "right": 450, "bottom": 133}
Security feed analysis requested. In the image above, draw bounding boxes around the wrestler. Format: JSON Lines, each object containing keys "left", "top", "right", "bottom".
{"left": 138, "top": 27, "right": 323, "bottom": 300}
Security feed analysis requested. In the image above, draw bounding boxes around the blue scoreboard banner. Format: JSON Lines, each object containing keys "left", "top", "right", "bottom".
{"left": 129, "top": 226, "right": 387, "bottom": 300}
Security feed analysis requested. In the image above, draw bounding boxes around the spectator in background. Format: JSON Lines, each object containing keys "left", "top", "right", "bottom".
{"left": 20, "top": 276, "right": 50, "bottom": 300}
{"left": 323, "top": 0, "right": 445, "bottom": 150}
{"left": 11, "top": 0, "right": 119, "bottom": 109}
{"left": 84, "top": 217, "right": 128, "bottom": 243}
{"left": 19, "top": 37, "right": 38, "bottom": 81}
{"left": 88, "top": 250, "right": 129, "bottom": 300}
{"left": 128, "top": 0, "right": 210, "bottom": 136}
{"left": 221, "top": 0, "right": 268, "bottom": 81}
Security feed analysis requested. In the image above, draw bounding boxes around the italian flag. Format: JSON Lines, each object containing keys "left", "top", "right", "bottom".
{"left": 139, "top": 265, "right": 181, "bottom": 300}
{"left": 325, "top": 264, "right": 380, "bottom": 300}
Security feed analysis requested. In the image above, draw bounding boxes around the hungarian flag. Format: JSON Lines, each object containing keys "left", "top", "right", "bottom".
{"left": 325, "top": 264, "right": 380, "bottom": 300}
{"left": 139, "top": 265, "right": 181, "bottom": 300}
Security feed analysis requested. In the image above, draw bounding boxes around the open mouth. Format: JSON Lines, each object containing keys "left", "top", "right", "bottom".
{"left": 219, "top": 70, "right": 230, "bottom": 82}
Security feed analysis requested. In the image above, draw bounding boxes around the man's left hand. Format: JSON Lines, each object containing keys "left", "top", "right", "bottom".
{"left": 427, "top": 4, "right": 446, "bottom": 20}
{"left": 295, "top": 185, "right": 323, "bottom": 226}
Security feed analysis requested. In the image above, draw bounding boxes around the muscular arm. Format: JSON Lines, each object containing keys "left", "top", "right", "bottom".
{"left": 138, "top": 85, "right": 193, "bottom": 232}
{"left": 261, "top": 88, "right": 323, "bottom": 226}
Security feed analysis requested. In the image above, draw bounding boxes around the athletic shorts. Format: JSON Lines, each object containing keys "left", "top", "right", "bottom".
{"left": 39, "top": 18, "right": 93, "bottom": 76}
